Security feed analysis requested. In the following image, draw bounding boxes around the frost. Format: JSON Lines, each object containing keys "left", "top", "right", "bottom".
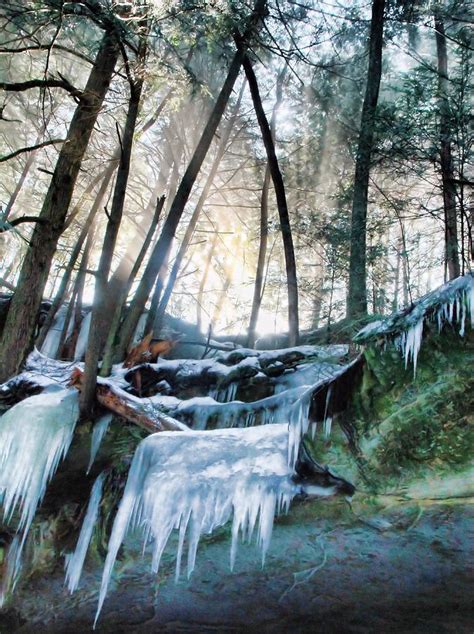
{"left": 65, "top": 472, "right": 105, "bottom": 593}
{"left": 95, "top": 424, "right": 297, "bottom": 624}
{"left": 0, "top": 389, "right": 79, "bottom": 584}
{"left": 87, "top": 414, "right": 113, "bottom": 474}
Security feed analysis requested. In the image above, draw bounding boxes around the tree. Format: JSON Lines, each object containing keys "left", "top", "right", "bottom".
{"left": 434, "top": 4, "right": 460, "bottom": 279}
{"left": 114, "top": 0, "right": 267, "bottom": 358}
{"left": 347, "top": 0, "right": 386, "bottom": 320}
{"left": 242, "top": 55, "right": 299, "bottom": 345}
{"left": 80, "top": 26, "right": 148, "bottom": 417}
{"left": 0, "top": 29, "right": 120, "bottom": 382}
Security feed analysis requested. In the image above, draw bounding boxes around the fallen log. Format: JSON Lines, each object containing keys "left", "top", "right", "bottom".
{"left": 69, "top": 368, "right": 188, "bottom": 434}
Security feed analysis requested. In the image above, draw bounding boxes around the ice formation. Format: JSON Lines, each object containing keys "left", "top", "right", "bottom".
{"left": 172, "top": 386, "right": 308, "bottom": 430}
{"left": 0, "top": 389, "right": 79, "bottom": 584}
{"left": 0, "top": 389, "right": 79, "bottom": 532}
{"left": 65, "top": 472, "right": 105, "bottom": 593}
{"left": 356, "top": 273, "right": 474, "bottom": 373}
{"left": 87, "top": 414, "right": 113, "bottom": 474}
{"left": 73, "top": 311, "right": 91, "bottom": 361}
{"left": 287, "top": 357, "right": 361, "bottom": 466}
{"left": 40, "top": 305, "right": 72, "bottom": 359}
{"left": 95, "top": 424, "right": 298, "bottom": 623}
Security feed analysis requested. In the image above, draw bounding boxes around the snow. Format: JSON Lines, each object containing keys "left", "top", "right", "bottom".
{"left": 87, "top": 414, "right": 113, "bottom": 474}
{"left": 0, "top": 389, "right": 79, "bottom": 585}
{"left": 95, "top": 424, "right": 299, "bottom": 624}
{"left": 65, "top": 472, "right": 105, "bottom": 593}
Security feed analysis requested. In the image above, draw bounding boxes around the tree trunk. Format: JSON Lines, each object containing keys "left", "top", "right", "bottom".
{"left": 197, "top": 233, "right": 218, "bottom": 332}
{"left": 242, "top": 55, "right": 299, "bottom": 345}
{"left": 143, "top": 147, "right": 185, "bottom": 335}
{"left": 0, "top": 31, "right": 119, "bottom": 382}
{"left": 154, "top": 83, "right": 245, "bottom": 334}
{"left": 60, "top": 223, "right": 96, "bottom": 359}
{"left": 115, "top": 48, "right": 246, "bottom": 359}
{"left": 247, "top": 69, "right": 285, "bottom": 348}
{"left": 80, "top": 64, "right": 145, "bottom": 418}
{"left": 35, "top": 166, "right": 116, "bottom": 350}
{"left": 247, "top": 166, "right": 270, "bottom": 348}
{"left": 347, "top": 0, "right": 385, "bottom": 320}
{"left": 434, "top": 8, "right": 460, "bottom": 280}
{"left": 99, "top": 195, "right": 165, "bottom": 376}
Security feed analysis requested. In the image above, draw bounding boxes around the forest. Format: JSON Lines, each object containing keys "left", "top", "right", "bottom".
{"left": 0, "top": 0, "right": 473, "bottom": 631}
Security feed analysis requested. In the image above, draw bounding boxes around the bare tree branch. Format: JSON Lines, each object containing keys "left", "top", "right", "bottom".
{"left": 0, "top": 43, "right": 93, "bottom": 64}
{"left": 1, "top": 77, "right": 83, "bottom": 99}
{"left": 0, "top": 138, "right": 65, "bottom": 163}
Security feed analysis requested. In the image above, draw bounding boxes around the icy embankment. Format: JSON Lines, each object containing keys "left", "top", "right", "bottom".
{"left": 95, "top": 424, "right": 298, "bottom": 623}
{"left": 0, "top": 389, "right": 79, "bottom": 590}
{"left": 355, "top": 273, "right": 474, "bottom": 373}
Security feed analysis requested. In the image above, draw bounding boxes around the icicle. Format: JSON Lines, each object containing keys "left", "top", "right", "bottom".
{"left": 403, "top": 319, "right": 423, "bottom": 375}
{"left": 287, "top": 387, "right": 312, "bottom": 468}
{"left": 40, "top": 305, "right": 71, "bottom": 359}
{"left": 0, "top": 389, "right": 78, "bottom": 585}
{"left": 65, "top": 472, "right": 105, "bottom": 593}
{"left": 459, "top": 291, "right": 466, "bottom": 337}
{"left": 74, "top": 312, "right": 91, "bottom": 361}
{"left": 467, "top": 282, "right": 474, "bottom": 328}
{"left": 87, "top": 414, "right": 112, "bottom": 474}
{"left": 0, "top": 535, "right": 21, "bottom": 607}
{"left": 94, "top": 425, "right": 296, "bottom": 626}
{"left": 323, "top": 384, "right": 333, "bottom": 438}
{"left": 0, "top": 389, "right": 78, "bottom": 532}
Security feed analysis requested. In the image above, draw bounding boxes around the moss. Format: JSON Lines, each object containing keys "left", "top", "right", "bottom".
{"left": 354, "top": 329, "right": 474, "bottom": 482}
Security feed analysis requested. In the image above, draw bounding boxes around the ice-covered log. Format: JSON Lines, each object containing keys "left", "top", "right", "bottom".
{"left": 93, "top": 423, "right": 355, "bottom": 623}
{"left": 69, "top": 368, "right": 188, "bottom": 433}
{"left": 123, "top": 344, "right": 349, "bottom": 400}
{"left": 355, "top": 273, "right": 474, "bottom": 372}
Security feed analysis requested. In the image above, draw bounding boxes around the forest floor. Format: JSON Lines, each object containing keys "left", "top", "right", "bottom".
{"left": 2, "top": 497, "right": 473, "bottom": 634}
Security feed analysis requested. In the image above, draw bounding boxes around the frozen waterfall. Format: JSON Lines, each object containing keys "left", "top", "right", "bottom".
{"left": 95, "top": 424, "right": 297, "bottom": 623}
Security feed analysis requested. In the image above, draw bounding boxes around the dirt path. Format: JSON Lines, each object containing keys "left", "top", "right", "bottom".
{"left": 2, "top": 501, "right": 473, "bottom": 633}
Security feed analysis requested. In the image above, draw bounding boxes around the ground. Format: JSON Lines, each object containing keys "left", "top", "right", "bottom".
{"left": 3, "top": 499, "right": 473, "bottom": 633}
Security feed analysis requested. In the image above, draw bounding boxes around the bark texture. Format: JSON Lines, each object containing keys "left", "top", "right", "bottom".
{"left": 80, "top": 63, "right": 145, "bottom": 417}
{"left": 0, "top": 32, "right": 119, "bottom": 382}
{"left": 242, "top": 55, "right": 299, "bottom": 345}
{"left": 434, "top": 8, "right": 460, "bottom": 280}
{"left": 347, "top": 0, "right": 385, "bottom": 320}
